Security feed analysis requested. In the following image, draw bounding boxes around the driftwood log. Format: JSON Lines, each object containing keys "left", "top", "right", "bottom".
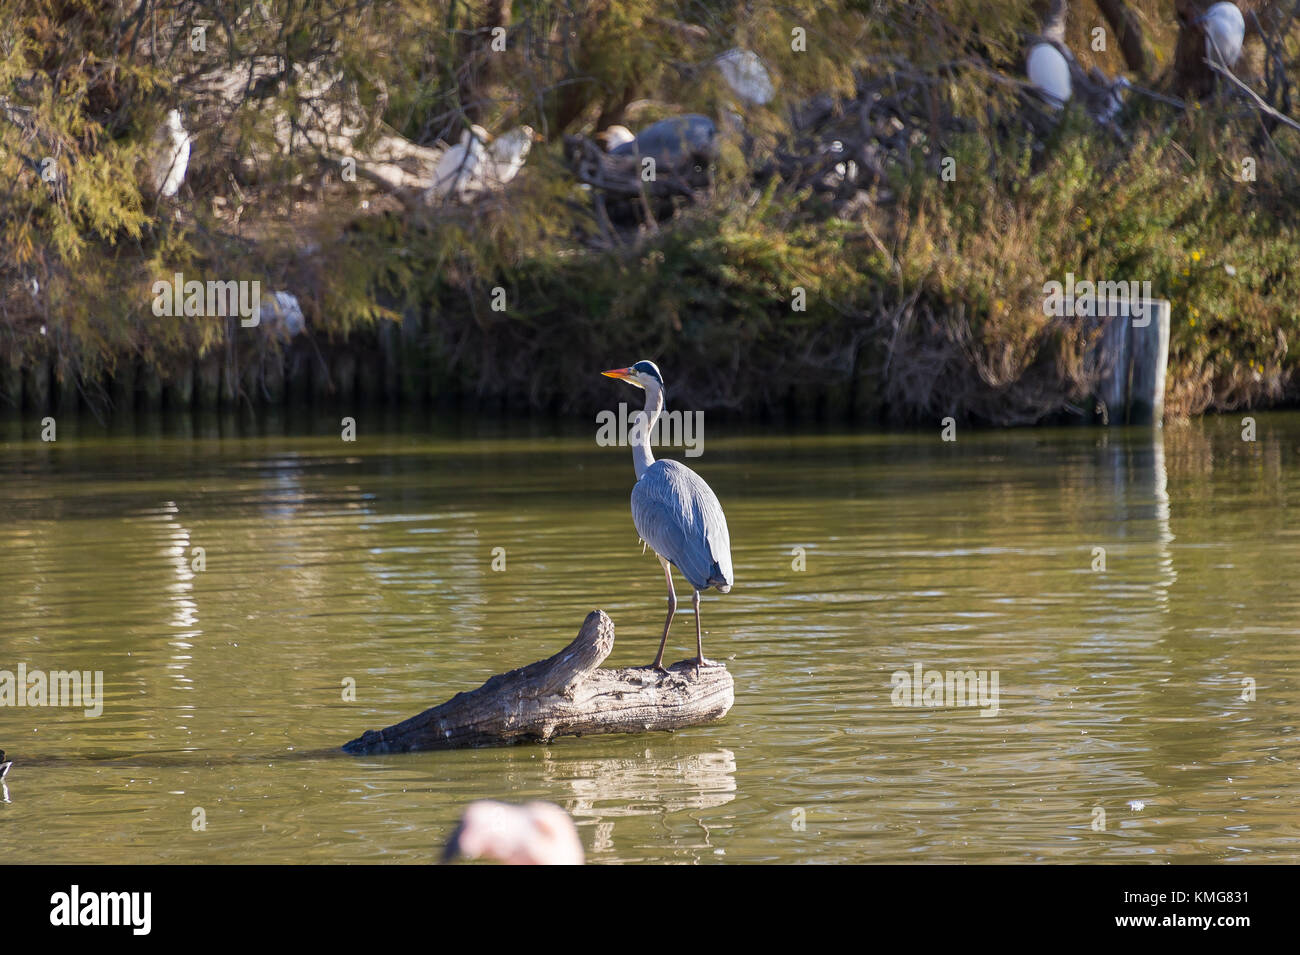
{"left": 342, "top": 610, "right": 734, "bottom": 755}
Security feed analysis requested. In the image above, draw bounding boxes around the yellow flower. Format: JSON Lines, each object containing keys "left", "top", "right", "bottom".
{"left": 1191, "top": 250, "right": 1203, "bottom": 262}
{"left": 1189, "top": 317, "right": 1196, "bottom": 327}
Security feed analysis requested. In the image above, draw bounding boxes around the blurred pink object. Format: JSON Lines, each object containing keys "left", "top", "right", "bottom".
{"left": 443, "top": 800, "right": 584, "bottom": 865}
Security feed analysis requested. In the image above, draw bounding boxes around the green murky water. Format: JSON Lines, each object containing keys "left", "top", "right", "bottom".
{"left": 1, "top": 409, "right": 1298, "bottom": 863}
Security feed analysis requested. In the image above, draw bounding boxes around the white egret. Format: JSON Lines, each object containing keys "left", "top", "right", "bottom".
{"left": 484, "top": 125, "right": 536, "bottom": 187}
{"left": 428, "top": 124, "right": 490, "bottom": 201}
{"left": 428, "top": 124, "right": 535, "bottom": 200}
{"left": 715, "top": 48, "right": 775, "bottom": 106}
{"left": 149, "top": 109, "right": 191, "bottom": 198}
{"left": 1200, "top": 2, "right": 1245, "bottom": 68}
{"left": 1026, "top": 42, "right": 1072, "bottom": 109}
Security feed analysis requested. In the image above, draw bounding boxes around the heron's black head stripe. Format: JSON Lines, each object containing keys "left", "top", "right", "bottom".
{"left": 632, "top": 360, "right": 663, "bottom": 384}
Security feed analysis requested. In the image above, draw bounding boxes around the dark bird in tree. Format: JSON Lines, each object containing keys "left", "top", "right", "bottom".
{"left": 610, "top": 115, "right": 719, "bottom": 186}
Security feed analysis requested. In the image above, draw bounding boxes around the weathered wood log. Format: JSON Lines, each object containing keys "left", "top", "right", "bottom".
{"left": 342, "top": 610, "right": 734, "bottom": 755}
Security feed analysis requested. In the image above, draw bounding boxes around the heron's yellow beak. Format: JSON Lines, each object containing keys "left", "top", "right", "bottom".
{"left": 601, "top": 367, "right": 635, "bottom": 381}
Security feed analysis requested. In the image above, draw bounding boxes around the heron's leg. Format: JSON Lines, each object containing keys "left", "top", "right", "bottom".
{"left": 693, "top": 589, "right": 722, "bottom": 672}
{"left": 649, "top": 555, "right": 675, "bottom": 673}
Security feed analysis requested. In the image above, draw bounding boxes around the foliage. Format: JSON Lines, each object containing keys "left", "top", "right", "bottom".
{"left": 2, "top": 1, "right": 1299, "bottom": 421}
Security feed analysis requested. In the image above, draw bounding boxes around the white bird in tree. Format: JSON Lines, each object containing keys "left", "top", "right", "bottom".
{"left": 428, "top": 124, "right": 490, "bottom": 201}
{"left": 485, "top": 125, "right": 536, "bottom": 186}
{"left": 715, "top": 48, "right": 775, "bottom": 106}
{"left": 149, "top": 109, "right": 191, "bottom": 198}
{"left": 428, "top": 124, "right": 536, "bottom": 201}
{"left": 443, "top": 801, "right": 584, "bottom": 865}
{"left": 1200, "top": 2, "right": 1245, "bottom": 68}
{"left": 1026, "top": 42, "right": 1072, "bottom": 109}
{"left": 597, "top": 124, "right": 635, "bottom": 151}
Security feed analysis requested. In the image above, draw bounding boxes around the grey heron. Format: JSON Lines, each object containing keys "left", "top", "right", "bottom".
{"left": 602, "top": 361, "right": 733, "bottom": 673}
{"left": 610, "top": 115, "right": 719, "bottom": 172}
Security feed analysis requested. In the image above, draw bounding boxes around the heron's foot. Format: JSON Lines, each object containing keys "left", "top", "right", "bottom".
{"left": 645, "top": 662, "right": 670, "bottom": 676}
{"left": 693, "top": 656, "right": 723, "bottom": 673}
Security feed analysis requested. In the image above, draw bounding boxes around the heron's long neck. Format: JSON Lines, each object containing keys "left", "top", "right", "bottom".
{"left": 632, "top": 385, "right": 663, "bottom": 480}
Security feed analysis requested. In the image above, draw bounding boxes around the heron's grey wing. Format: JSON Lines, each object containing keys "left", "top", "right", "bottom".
{"left": 630, "top": 461, "right": 730, "bottom": 591}
{"left": 611, "top": 115, "right": 717, "bottom": 167}
{"left": 700, "top": 495, "right": 732, "bottom": 589}
{"left": 631, "top": 478, "right": 703, "bottom": 583}
{"left": 661, "top": 459, "right": 732, "bottom": 589}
